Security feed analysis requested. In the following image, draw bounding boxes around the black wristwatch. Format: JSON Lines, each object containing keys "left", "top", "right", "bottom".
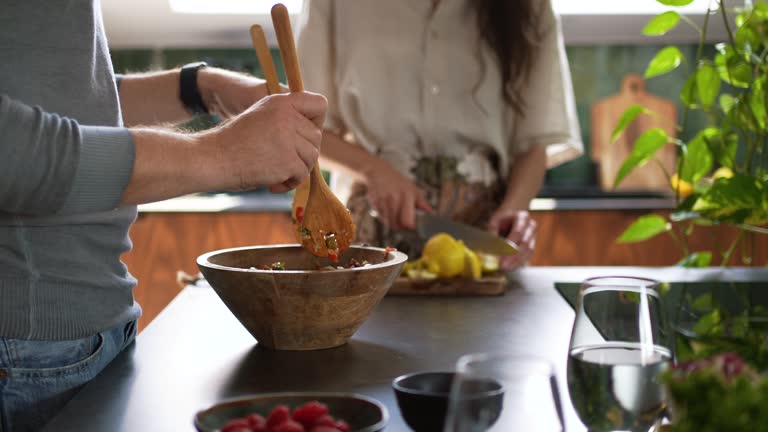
{"left": 179, "top": 61, "right": 209, "bottom": 115}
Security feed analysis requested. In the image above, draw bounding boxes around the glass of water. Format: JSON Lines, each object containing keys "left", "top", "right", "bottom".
{"left": 567, "top": 276, "right": 672, "bottom": 432}
{"left": 444, "top": 353, "right": 565, "bottom": 432}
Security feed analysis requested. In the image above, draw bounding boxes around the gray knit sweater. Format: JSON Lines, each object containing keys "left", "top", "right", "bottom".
{"left": 0, "top": 0, "right": 142, "bottom": 340}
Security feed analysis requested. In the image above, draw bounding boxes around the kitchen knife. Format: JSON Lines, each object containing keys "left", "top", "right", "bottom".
{"left": 415, "top": 212, "right": 519, "bottom": 256}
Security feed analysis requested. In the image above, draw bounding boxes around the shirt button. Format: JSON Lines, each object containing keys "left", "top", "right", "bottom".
{"left": 430, "top": 84, "right": 440, "bottom": 95}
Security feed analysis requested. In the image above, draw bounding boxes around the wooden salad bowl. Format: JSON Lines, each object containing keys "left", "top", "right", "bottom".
{"left": 197, "top": 245, "right": 407, "bottom": 350}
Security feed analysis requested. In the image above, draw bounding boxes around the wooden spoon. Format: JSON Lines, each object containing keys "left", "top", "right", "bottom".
{"left": 249, "top": 24, "right": 283, "bottom": 96}
{"left": 250, "top": 23, "right": 310, "bottom": 239}
{"left": 271, "top": 3, "right": 355, "bottom": 261}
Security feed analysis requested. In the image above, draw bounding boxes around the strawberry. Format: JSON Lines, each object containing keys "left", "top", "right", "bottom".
{"left": 272, "top": 419, "right": 305, "bottom": 432}
{"left": 308, "top": 427, "right": 340, "bottom": 432}
{"left": 292, "top": 401, "right": 329, "bottom": 427}
{"left": 334, "top": 420, "right": 350, "bottom": 432}
{"left": 246, "top": 413, "right": 267, "bottom": 431}
{"left": 266, "top": 405, "right": 291, "bottom": 429}
{"left": 221, "top": 418, "right": 253, "bottom": 432}
{"left": 311, "top": 415, "right": 337, "bottom": 427}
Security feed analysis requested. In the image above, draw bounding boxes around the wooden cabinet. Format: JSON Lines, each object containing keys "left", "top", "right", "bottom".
{"left": 532, "top": 209, "right": 766, "bottom": 267}
{"left": 122, "top": 212, "right": 296, "bottom": 331}
{"left": 124, "top": 209, "right": 766, "bottom": 331}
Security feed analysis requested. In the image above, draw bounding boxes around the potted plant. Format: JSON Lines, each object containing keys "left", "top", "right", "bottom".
{"left": 661, "top": 353, "right": 768, "bottom": 432}
{"left": 609, "top": 1, "right": 768, "bottom": 427}
{"left": 612, "top": 0, "right": 768, "bottom": 268}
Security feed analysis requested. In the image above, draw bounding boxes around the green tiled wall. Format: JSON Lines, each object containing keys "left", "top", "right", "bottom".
{"left": 111, "top": 44, "right": 710, "bottom": 189}
{"left": 550, "top": 44, "right": 712, "bottom": 188}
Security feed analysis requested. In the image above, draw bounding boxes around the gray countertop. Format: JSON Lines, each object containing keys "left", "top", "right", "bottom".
{"left": 43, "top": 266, "right": 767, "bottom": 432}
{"left": 137, "top": 193, "right": 676, "bottom": 213}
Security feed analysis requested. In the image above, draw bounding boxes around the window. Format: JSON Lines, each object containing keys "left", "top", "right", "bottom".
{"left": 552, "top": 0, "right": 717, "bottom": 15}
{"left": 168, "top": 0, "right": 304, "bottom": 15}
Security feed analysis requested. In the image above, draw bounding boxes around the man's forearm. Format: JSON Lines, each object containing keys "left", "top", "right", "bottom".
{"left": 119, "top": 128, "right": 220, "bottom": 205}
{"left": 118, "top": 70, "right": 192, "bottom": 127}
{"left": 501, "top": 146, "right": 547, "bottom": 210}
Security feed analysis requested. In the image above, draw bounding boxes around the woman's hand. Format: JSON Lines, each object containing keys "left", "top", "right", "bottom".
{"left": 197, "top": 67, "right": 275, "bottom": 118}
{"left": 487, "top": 208, "right": 537, "bottom": 271}
{"left": 362, "top": 158, "right": 433, "bottom": 230}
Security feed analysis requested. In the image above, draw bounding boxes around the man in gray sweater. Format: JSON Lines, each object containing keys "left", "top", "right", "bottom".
{"left": 0, "top": 2, "right": 326, "bottom": 431}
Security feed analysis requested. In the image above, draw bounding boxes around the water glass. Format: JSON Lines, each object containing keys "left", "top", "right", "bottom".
{"left": 444, "top": 353, "right": 564, "bottom": 432}
{"left": 567, "top": 276, "right": 672, "bottom": 432}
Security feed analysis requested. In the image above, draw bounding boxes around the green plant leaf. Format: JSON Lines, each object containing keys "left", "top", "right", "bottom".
{"left": 695, "top": 64, "right": 721, "bottom": 107}
{"left": 735, "top": 25, "right": 760, "bottom": 52}
{"left": 614, "top": 128, "right": 670, "bottom": 187}
{"left": 715, "top": 44, "right": 752, "bottom": 88}
{"left": 680, "top": 73, "right": 698, "bottom": 107}
{"left": 693, "top": 174, "right": 765, "bottom": 222}
{"left": 691, "top": 293, "right": 713, "bottom": 311}
{"left": 617, "top": 214, "right": 671, "bottom": 243}
{"left": 693, "top": 309, "right": 722, "bottom": 335}
{"left": 719, "top": 94, "right": 736, "bottom": 113}
{"left": 645, "top": 46, "right": 684, "bottom": 79}
{"left": 611, "top": 104, "right": 646, "bottom": 142}
{"left": 643, "top": 11, "right": 681, "bottom": 36}
{"left": 730, "top": 98, "right": 760, "bottom": 132}
{"left": 656, "top": 0, "right": 695, "bottom": 5}
{"left": 756, "top": 1, "right": 768, "bottom": 16}
{"left": 703, "top": 129, "right": 738, "bottom": 169}
{"left": 680, "top": 130, "right": 714, "bottom": 183}
{"left": 678, "top": 252, "right": 713, "bottom": 268}
{"left": 748, "top": 78, "right": 767, "bottom": 131}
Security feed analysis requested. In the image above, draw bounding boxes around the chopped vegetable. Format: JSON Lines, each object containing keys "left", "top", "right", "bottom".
{"left": 299, "top": 227, "right": 312, "bottom": 240}
{"left": 324, "top": 232, "right": 340, "bottom": 263}
{"left": 295, "top": 206, "right": 304, "bottom": 224}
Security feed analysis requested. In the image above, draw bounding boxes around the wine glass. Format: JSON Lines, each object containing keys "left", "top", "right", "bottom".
{"left": 567, "top": 276, "right": 672, "bottom": 432}
{"left": 444, "top": 353, "right": 565, "bottom": 432}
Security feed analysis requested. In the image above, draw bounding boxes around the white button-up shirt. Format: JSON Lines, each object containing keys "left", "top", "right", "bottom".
{"left": 297, "top": 0, "right": 583, "bottom": 191}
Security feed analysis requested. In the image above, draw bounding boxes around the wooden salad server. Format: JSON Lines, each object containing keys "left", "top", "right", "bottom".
{"left": 271, "top": 3, "right": 355, "bottom": 262}
{"left": 249, "top": 23, "right": 310, "bottom": 238}
{"left": 249, "top": 24, "right": 283, "bottom": 96}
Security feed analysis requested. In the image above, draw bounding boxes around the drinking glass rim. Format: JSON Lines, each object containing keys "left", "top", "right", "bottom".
{"left": 582, "top": 286, "right": 663, "bottom": 299}
{"left": 456, "top": 352, "right": 556, "bottom": 377}
{"left": 583, "top": 276, "right": 661, "bottom": 289}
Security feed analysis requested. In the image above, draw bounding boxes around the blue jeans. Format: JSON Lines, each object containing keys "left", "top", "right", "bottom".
{"left": 0, "top": 320, "right": 137, "bottom": 432}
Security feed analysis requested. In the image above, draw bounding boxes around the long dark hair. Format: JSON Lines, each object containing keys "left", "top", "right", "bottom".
{"left": 470, "top": 0, "right": 542, "bottom": 116}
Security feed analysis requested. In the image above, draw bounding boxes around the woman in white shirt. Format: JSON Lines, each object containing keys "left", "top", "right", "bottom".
{"left": 296, "top": 0, "right": 583, "bottom": 269}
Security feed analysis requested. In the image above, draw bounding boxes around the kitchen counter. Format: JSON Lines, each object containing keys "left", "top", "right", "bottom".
{"left": 43, "top": 266, "right": 768, "bottom": 432}
{"left": 137, "top": 192, "right": 676, "bottom": 213}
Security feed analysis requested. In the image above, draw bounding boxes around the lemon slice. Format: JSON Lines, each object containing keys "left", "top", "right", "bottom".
{"left": 406, "top": 268, "right": 439, "bottom": 280}
{"left": 477, "top": 252, "right": 500, "bottom": 274}
{"left": 462, "top": 245, "right": 482, "bottom": 279}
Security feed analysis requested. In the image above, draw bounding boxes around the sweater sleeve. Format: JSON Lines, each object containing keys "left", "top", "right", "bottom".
{"left": 0, "top": 94, "right": 135, "bottom": 216}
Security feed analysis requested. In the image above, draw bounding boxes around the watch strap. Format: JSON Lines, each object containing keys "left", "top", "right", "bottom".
{"left": 179, "top": 61, "right": 209, "bottom": 115}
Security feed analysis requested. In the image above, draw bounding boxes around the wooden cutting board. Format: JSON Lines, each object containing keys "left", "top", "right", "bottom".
{"left": 591, "top": 74, "right": 678, "bottom": 192}
{"left": 387, "top": 274, "right": 508, "bottom": 296}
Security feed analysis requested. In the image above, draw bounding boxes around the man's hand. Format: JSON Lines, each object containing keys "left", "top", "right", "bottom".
{"left": 361, "top": 158, "right": 433, "bottom": 230}
{"left": 487, "top": 208, "right": 537, "bottom": 271}
{"left": 201, "top": 92, "right": 327, "bottom": 192}
{"left": 197, "top": 67, "right": 279, "bottom": 119}
{"left": 120, "top": 91, "right": 327, "bottom": 206}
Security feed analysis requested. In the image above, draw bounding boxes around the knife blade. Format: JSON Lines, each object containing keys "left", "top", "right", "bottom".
{"left": 415, "top": 212, "right": 519, "bottom": 256}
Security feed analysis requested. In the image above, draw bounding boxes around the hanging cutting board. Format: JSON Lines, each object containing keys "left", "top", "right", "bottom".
{"left": 591, "top": 74, "right": 678, "bottom": 192}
